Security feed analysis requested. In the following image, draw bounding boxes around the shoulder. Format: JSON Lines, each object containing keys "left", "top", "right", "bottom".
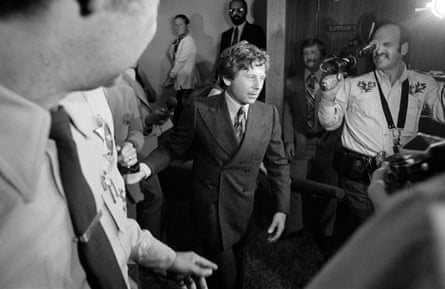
{"left": 195, "top": 93, "right": 220, "bottom": 107}
{"left": 252, "top": 101, "right": 275, "bottom": 115}
{"left": 408, "top": 70, "right": 437, "bottom": 86}
{"left": 222, "top": 28, "right": 232, "bottom": 36}
{"left": 245, "top": 22, "right": 264, "bottom": 33}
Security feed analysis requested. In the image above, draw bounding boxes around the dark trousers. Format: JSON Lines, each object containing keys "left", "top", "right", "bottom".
{"left": 173, "top": 89, "right": 193, "bottom": 126}
{"left": 340, "top": 176, "right": 375, "bottom": 236}
{"left": 205, "top": 236, "right": 248, "bottom": 289}
{"left": 136, "top": 174, "right": 164, "bottom": 239}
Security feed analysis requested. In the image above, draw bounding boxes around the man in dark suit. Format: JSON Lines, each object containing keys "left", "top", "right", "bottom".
{"left": 136, "top": 41, "right": 290, "bottom": 289}
{"left": 282, "top": 38, "right": 340, "bottom": 240}
{"left": 219, "top": 0, "right": 266, "bottom": 53}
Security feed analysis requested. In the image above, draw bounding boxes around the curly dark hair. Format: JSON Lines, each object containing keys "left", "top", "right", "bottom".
{"left": 216, "top": 41, "right": 269, "bottom": 84}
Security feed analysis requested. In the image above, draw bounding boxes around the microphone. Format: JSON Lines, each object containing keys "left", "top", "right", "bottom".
{"left": 358, "top": 41, "right": 377, "bottom": 57}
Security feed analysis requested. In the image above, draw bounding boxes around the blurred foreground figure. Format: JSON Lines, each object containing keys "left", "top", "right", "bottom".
{"left": 306, "top": 170, "right": 445, "bottom": 289}
{"left": 0, "top": 0, "right": 216, "bottom": 288}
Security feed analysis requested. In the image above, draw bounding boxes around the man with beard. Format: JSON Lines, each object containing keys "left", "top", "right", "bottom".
{"left": 282, "top": 38, "right": 340, "bottom": 240}
{"left": 219, "top": 0, "right": 266, "bottom": 53}
{"left": 318, "top": 20, "right": 445, "bottom": 237}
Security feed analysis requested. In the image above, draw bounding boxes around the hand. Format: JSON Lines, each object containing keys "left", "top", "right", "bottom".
{"left": 320, "top": 73, "right": 343, "bottom": 102}
{"left": 367, "top": 162, "right": 390, "bottom": 212}
{"left": 176, "top": 275, "right": 209, "bottom": 289}
{"left": 285, "top": 143, "right": 295, "bottom": 159}
{"left": 153, "top": 107, "right": 170, "bottom": 124}
{"left": 169, "top": 252, "right": 218, "bottom": 289}
{"left": 267, "top": 212, "right": 286, "bottom": 242}
{"left": 117, "top": 142, "right": 137, "bottom": 167}
{"left": 124, "top": 163, "right": 152, "bottom": 184}
{"left": 145, "top": 107, "right": 170, "bottom": 127}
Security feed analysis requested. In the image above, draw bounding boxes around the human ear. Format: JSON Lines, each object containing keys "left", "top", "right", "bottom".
{"left": 400, "top": 42, "right": 408, "bottom": 56}
{"left": 222, "top": 77, "right": 232, "bottom": 87}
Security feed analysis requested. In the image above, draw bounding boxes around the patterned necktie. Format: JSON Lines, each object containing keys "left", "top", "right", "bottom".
{"left": 50, "top": 107, "right": 127, "bottom": 289}
{"left": 231, "top": 27, "right": 239, "bottom": 46}
{"left": 234, "top": 106, "right": 246, "bottom": 143}
{"left": 306, "top": 74, "right": 317, "bottom": 128}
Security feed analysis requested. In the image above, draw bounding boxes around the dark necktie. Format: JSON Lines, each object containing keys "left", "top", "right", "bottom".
{"left": 306, "top": 74, "right": 317, "bottom": 128}
{"left": 173, "top": 34, "right": 186, "bottom": 57}
{"left": 231, "top": 27, "right": 239, "bottom": 46}
{"left": 50, "top": 107, "right": 127, "bottom": 289}
{"left": 234, "top": 106, "right": 246, "bottom": 143}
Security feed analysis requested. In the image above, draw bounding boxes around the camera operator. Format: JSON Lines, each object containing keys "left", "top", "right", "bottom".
{"left": 318, "top": 20, "right": 445, "bottom": 236}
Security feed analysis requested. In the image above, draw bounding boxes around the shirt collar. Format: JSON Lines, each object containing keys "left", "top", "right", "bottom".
{"left": 0, "top": 83, "right": 51, "bottom": 199}
{"left": 60, "top": 88, "right": 106, "bottom": 139}
{"left": 234, "top": 21, "right": 247, "bottom": 33}
{"left": 304, "top": 68, "right": 322, "bottom": 82}
{"left": 224, "top": 90, "right": 249, "bottom": 123}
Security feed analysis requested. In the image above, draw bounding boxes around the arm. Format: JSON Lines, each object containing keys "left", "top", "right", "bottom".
{"left": 142, "top": 100, "right": 197, "bottom": 177}
{"left": 424, "top": 78, "right": 445, "bottom": 124}
{"left": 263, "top": 106, "right": 291, "bottom": 242}
{"left": 125, "top": 89, "right": 144, "bottom": 152}
{"left": 318, "top": 74, "right": 349, "bottom": 131}
{"left": 126, "top": 219, "right": 217, "bottom": 288}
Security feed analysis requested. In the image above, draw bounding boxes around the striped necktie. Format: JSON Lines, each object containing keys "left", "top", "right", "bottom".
{"left": 306, "top": 74, "right": 317, "bottom": 128}
{"left": 234, "top": 106, "right": 246, "bottom": 142}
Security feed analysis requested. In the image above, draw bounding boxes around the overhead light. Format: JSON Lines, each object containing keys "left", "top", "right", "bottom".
{"left": 415, "top": 0, "right": 445, "bottom": 19}
{"left": 432, "top": 0, "right": 445, "bottom": 18}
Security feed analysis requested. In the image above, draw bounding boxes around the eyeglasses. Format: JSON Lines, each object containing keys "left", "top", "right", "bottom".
{"left": 229, "top": 7, "right": 245, "bottom": 14}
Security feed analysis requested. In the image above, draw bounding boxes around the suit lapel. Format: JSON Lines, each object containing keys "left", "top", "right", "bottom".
{"left": 198, "top": 94, "right": 239, "bottom": 155}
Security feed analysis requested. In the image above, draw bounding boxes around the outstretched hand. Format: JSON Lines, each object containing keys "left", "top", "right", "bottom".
{"left": 267, "top": 212, "right": 286, "bottom": 242}
{"left": 169, "top": 252, "right": 218, "bottom": 289}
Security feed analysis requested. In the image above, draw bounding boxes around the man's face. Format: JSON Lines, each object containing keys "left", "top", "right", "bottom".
{"left": 224, "top": 63, "right": 266, "bottom": 105}
{"left": 173, "top": 17, "right": 187, "bottom": 36}
{"left": 229, "top": 1, "right": 247, "bottom": 26}
{"left": 302, "top": 45, "right": 322, "bottom": 72}
{"left": 372, "top": 24, "right": 405, "bottom": 71}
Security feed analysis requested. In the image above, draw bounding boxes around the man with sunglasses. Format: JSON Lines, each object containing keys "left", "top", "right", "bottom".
{"left": 219, "top": 0, "right": 266, "bottom": 53}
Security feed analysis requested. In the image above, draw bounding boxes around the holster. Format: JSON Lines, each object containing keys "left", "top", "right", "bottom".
{"left": 334, "top": 146, "right": 377, "bottom": 184}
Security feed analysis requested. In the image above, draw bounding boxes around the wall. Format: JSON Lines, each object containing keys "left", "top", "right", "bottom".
{"left": 138, "top": 0, "right": 266, "bottom": 103}
{"left": 286, "top": 0, "right": 445, "bottom": 74}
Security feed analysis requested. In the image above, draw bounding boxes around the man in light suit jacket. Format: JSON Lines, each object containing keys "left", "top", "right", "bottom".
{"left": 282, "top": 38, "right": 340, "bottom": 240}
{"left": 164, "top": 14, "right": 199, "bottom": 125}
{"left": 136, "top": 41, "right": 290, "bottom": 289}
{"left": 219, "top": 0, "right": 266, "bottom": 53}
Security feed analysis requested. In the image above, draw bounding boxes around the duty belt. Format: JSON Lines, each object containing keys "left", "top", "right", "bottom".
{"left": 333, "top": 146, "right": 378, "bottom": 184}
